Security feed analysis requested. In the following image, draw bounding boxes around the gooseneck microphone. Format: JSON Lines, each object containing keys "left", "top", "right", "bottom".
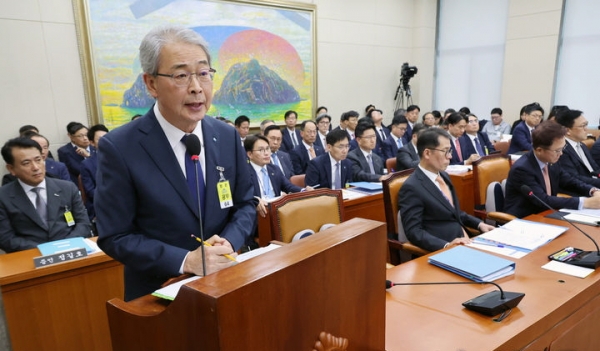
{"left": 184, "top": 134, "right": 207, "bottom": 276}
{"left": 520, "top": 184, "right": 600, "bottom": 268}
{"left": 385, "top": 280, "right": 524, "bottom": 318}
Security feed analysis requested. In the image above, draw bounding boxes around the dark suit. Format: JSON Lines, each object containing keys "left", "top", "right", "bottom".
{"left": 305, "top": 154, "right": 352, "bottom": 189}
{"left": 396, "top": 143, "right": 420, "bottom": 171}
{"left": 504, "top": 151, "right": 592, "bottom": 218}
{"left": 399, "top": 167, "right": 481, "bottom": 251}
{"left": 507, "top": 121, "right": 533, "bottom": 154}
{"left": 271, "top": 150, "right": 294, "bottom": 179}
{"left": 346, "top": 148, "right": 385, "bottom": 182}
{"left": 290, "top": 143, "right": 324, "bottom": 175}
{"left": 281, "top": 128, "right": 302, "bottom": 153}
{"left": 449, "top": 136, "right": 471, "bottom": 165}
{"left": 314, "top": 132, "right": 326, "bottom": 151}
{"left": 402, "top": 123, "right": 413, "bottom": 145}
{"left": 46, "top": 158, "right": 70, "bottom": 182}
{"left": 80, "top": 153, "right": 98, "bottom": 220}
{"left": 57, "top": 143, "right": 97, "bottom": 185}
{"left": 0, "top": 178, "right": 91, "bottom": 253}
{"left": 460, "top": 132, "right": 495, "bottom": 156}
{"left": 590, "top": 138, "right": 600, "bottom": 167}
{"left": 557, "top": 141, "right": 600, "bottom": 195}
{"left": 373, "top": 126, "right": 390, "bottom": 159}
{"left": 381, "top": 136, "right": 402, "bottom": 161}
{"left": 249, "top": 163, "right": 302, "bottom": 197}
{"left": 96, "top": 110, "right": 256, "bottom": 301}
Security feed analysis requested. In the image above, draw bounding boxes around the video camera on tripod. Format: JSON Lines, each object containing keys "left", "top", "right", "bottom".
{"left": 394, "top": 62, "right": 418, "bottom": 110}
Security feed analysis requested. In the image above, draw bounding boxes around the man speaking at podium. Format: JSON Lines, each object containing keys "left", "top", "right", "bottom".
{"left": 95, "top": 25, "right": 255, "bottom": 301}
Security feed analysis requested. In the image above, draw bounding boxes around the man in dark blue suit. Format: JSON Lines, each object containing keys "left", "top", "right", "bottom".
{"left": 80, "top": 124, "right": 109, "bottom": 220}
{"left": 504, "top": 121, "right": 600, "bottom": 218}
{"left": 314, "top": 114, "right": 330, "bottom": 150}
{"left": 402, "top": 105, "right": 420, "bottom": 144}
{"left": 305, "top": 129, "right": 353, "bottom": 189}
{"left": 346, "top": 122, "right": 388, "bottom": 182}
{"left": 382, "top": 114, "right": 408, "bottom": 161}
{"left": 445, "top": 112, "right": 480, "bottom": 165}
{"left": 280, "top": 110, "right": 302, "bottom": 153}
{"left": 29, "top": 134, "right": 70, "bottom": 182}
{"left": 507, "top": 102, "right": 544, "bottom": 154}
{"left": 264, "top": 125, "right": 295, "bottom": 179}
{"left": 396, "top": 123, "right": 428, "bottom": 171}
{"left": 95, "top": 25, "right": 255, "bottom": 301}
{"left": 290, "top": 120, "right": 324, "bottom": 174}
{"left": 460, "top": 114, "right": 495, "bottom": 156}
{"left": 57, "top": 122, "right": 96, "bottom": 185}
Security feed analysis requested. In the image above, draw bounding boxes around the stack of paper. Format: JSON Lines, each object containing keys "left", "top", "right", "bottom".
{"left": 428, "top": 246, "right": 515, "bottom": 282}
{"left": 559, "top": 208, "right": 600, "bottom": 226}
{"left": 347, "top": 182, "right": 383, "bottom": 194}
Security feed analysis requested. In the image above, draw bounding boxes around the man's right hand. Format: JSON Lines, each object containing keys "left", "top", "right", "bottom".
{"left": 445, "top": 237, "right": 472, "bottom": 248}
{"left": 583, "top": 195, "right": 600, "bottom": 209}
{"left": 183, "top": 243, "right": 236, "bottom": 276}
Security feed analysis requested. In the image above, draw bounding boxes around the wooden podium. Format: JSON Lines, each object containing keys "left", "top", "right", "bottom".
{"left": 106, "top": 218, "right": 387, "bottom": 351}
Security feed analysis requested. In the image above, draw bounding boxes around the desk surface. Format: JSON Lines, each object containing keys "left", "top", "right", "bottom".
{"left": 385, "top": 214, "right": 600, "bottom": 350}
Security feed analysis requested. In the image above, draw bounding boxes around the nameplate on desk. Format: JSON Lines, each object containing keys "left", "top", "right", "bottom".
{"left": 33, "top": 248, "right": 88, "bottom": 268}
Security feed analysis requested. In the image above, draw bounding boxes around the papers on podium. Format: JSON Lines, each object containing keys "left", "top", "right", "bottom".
{"left": 472, "top": 219, "right": 568, "bottom": 257}
{"left": 428, "top": 246, "right": 515, "bottom": 282}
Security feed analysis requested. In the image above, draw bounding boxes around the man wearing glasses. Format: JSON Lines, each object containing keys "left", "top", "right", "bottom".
{"left": 399, "top": 129, "right": 494, "bottom": 252}
{"left": 504, "top": 121, "right": 600, "bottom": 218}
{"left": 290, "top": 120, "right": 324, "bottom": 175}
{"left": 305, "top": 129, "right": 353, "bottom": 190}
{"left": 507, "top": 102, "right": 544, "bottom": 154}
{"left": 95, "top": 25, "right": 255, "bottom": 301}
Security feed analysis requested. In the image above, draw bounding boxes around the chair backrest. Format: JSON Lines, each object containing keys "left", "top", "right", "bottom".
{"left": 381, "top": 169, "right": 415, "bottom": 236}
{"left": 77, "top": 175, "right": 87, "bottom": 205}
{"left": 494, "top": 140, "right": 510, "bottom": 156}
{"left": 290, "top": 174, "right": 305, "bottom": 187}
{"left": 270, "top": 188, "right": 344, "bottom": 243}
{"left": 385, "top": 158, "right": 397, "bottom": 174}
{"left": 582, "top": 138, "right": 594, "bottom": 150}
{"left": 472, "top": 154, "right": 511, "bottom": 208}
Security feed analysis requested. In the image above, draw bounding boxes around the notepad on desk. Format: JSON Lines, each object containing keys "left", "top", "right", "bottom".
{"left": 428, "top": 246, "right": 516, "bottom": 282}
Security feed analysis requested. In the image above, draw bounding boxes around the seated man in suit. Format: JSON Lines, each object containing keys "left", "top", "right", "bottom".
{"left": 399, "top": 129, "right": 495, "bottom": 252}
{"left": 402, "top": 105, "right": 420, "bottom": 144}
{"left": 305, "top": 129, "right": 353, "bottom": 189}
{"left": 244, "top": 135, "right": 310, "bottom": 218}
{"left": 396, "top": 123, "right": 428, "bottom": 171}
{"left": 0, "top": 138, "right": 91, "bottom": 253}
{"left": 382, "top": 114, "right": 408, "bottom": 161}
{"left": 57, "top": 122, "right": 96, "bottom": 185}
{"left": 264, "top": 125, "right": 295, "bottom": 179}
{"left": 504, "top": 121, "right": 600, "bottom": 218}
{"left": 80, "top": 124, "right": 109, "bottom": 221}
{"left": 259, "top": 119, "right": 274, "bottom": 135}
{"left": 445, "top": 112, "right": 480, "bottom": 165}
{"left": 507, "top": 102, "right": 544, "bottom": 154}
{"left": 315, "top": 114, "right": 330, "bottom": 150}
{"left": 280, "top": 110, "right": 302, "bottom": 153}
{"left": 234, "top": 115, "right": 250, "bottom": 146}
{"left": 290, "top": 120, "right": 324, "bottom": 174}
{"left": 555, "top": 109, "right": 600, "bottom": 194}
{"left": 460, "top": 113, "right": 496, "bottom": 156}
{"left": 95, "top": 25, "right": 254, "bottom": 301}
{"left": 347, "top": 122, "right": 389, "bottom": 182}
{"left": 366, "top": 109, "right": 390, "bottom": 158}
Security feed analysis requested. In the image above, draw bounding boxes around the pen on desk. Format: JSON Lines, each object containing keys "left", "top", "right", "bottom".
{"left": 190, "top": 234, "right": 237, "bottom": 262}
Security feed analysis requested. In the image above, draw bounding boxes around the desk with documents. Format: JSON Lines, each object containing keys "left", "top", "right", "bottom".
{"left": 385, "top": 213, "right": 600, "bottom": 350}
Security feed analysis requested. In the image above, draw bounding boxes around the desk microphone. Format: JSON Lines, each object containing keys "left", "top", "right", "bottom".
{"left": 520, "top": 184, "right": 600, "bottom": 269}
{"left": 385, "top": 280, "right": 524, "bottom": 318}
{"left": 184, "top": 134, "right": 207, "bottom": 276}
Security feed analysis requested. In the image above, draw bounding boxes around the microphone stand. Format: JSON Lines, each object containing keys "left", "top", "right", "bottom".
{"left": 192, "top": 153, "right": 207, "bottom": 277}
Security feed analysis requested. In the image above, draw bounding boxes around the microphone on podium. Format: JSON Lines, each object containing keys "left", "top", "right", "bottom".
{"left": 184, "top": 134, "right": 207, "bottom": 276}
{"left": 385, "top": 280, "right": 524, "bottom": 319}
{"left": 520, "top": 184, "right": 600, "bottom": 269}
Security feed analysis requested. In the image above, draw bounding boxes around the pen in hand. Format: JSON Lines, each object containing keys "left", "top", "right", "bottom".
{"left": 191, "top": 234, "right": 237, "bottom": 262}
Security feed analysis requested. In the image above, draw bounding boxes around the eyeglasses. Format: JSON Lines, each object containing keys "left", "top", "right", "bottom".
{"left": 252, "top": 148, "right": 271, "bottom": 154}
{"left": 543, "top": 145, "right": 566, "bottom": 154}
{"left": 156, "top": 68, "right": 216, "bottom": 86}
{"left": 332, "top": 144, "right": 350, "bottom": 150}
{"left": 428, "top": 148, "right": 452, "bottom": 156}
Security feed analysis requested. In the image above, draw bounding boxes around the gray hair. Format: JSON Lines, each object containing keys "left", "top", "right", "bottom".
{"left": 139, "top": 24, "right": 211, "bottom": 75}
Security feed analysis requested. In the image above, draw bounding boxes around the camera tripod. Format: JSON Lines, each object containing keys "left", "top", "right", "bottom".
{"left": 394, "top": 81, "right": 413, "bottom": 111}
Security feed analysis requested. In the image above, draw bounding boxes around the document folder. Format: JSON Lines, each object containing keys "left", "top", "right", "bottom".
{"left": 429, "top": 246, "right": 516, "bottom": 282}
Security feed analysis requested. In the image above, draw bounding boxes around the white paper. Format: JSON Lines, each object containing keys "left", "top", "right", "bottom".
{"left": 236, "top": 243, "right": 281, "bottom": 263}
{"left": 560, "top": 208, "right": 600, "bottom": 219}
{"left": 152, "top": 276, "right": 202, "bottom": 300}
{"left": 445, "top": 165, "right": 472, "bottom": 174}
{"left": 541, "top": 260, "right": 594, "bottom": 278}
{"left": 342, "top": 189, "right": 368, "bottom": 200}
{"left": 474, "top": 219, "right": 568, "bottom": 251}
{"left": 468, "top": 242, "right": 528, "bottom": 259}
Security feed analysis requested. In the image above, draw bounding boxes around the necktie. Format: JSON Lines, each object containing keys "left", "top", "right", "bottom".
{"left": 435, "top": 175, "right": 454, "bottom": 207}
{"left": 577, "top": 143, "right": 594, "bottom": 173}
{"left": 367, "top": 154, "right": 375, "bottom": 174}
{"left": 474, "top": 137, "right": 485, "bottom": 156}
{"left": 309, "top": 147, "right": 316, "bottom": 160}
{"left": 333, "top": 162, "right": 341, "bottom": 189}
{"left": 542, "top": 165, "right": 552, "bottom": 196}
{"left": 182, "top": 135, "right": 205, "bottom": 217}
{"left": 271, "top": 152, "right": 280, "bottom": 166}
{"left": 397, "top": 138, "right": 403, "bottom": 149}
{"left": 261, "top": 168, "right": 273, "bottom": 198}
{"left": 291, "top": 131, "right": 298, "bottom": 147}
{"left": 32, "top": 187, "right": 47, "bottom": 226}
{"left": 454, "top": 139, "right": 463, "bottom": 162}
{"left": 379, "top": 128, "right": 387, "bottom": 140}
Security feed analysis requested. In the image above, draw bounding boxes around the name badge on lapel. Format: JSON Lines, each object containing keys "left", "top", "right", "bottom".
{"left": 216, "top": 166, "right": 233, "bottom": 209}
{"left": 63, "top": 206, "right": 75, "bottom": 226}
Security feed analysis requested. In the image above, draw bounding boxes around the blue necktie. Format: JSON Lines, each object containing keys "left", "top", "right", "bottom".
{"left": 397, "top": 138, "right": 403, "bottom": 148}
{"left": 333, "top": 163, "right": 341, "bottom": 189}
{"left": 261, "top": 168, "right": 273, "bottom": 198}
{"left": 182, "top": 135, "right": 205, "bottom": 217}
{"left": 474, "top": 137, "right": 485, "bottom": 156}
{"left": 271, "top": 152, "right": 280, "bottom": 166}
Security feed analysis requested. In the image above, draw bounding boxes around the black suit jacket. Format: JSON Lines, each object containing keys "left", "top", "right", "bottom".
{"left": 399, "top": 167, "right": 481, "bottom": 251}
{"left": 557, "top": 142, "right": 600, "bottom": 195}
{"left": 381, "top": 136, "right": 402, "bottom": 161}
{"left": 396, "top": 143, "right": 419, "bottom": 171}
{"left": 589, "top": 138, "right": 600, "bottom": 171}
{"left": 271, "top": 150, "right": 295, "bottom": 179}
{"left": 449, "top": 136, "right": 471, "bottom": 165}
{"left": 504, "top": 152, "right": 591, "bottom": 218}
{"left": 402, "top": 123, "right": 413, "bottom": 145}
{"left": 373, "top": 126, "right": 390, "bottom": 158}
{"left": 281, "top": 128, "right": 302, "bottom": 153}
{"left": 460, "top": 132, "right": 495, "bottom": 156}
{"left": 57, "top": 143, "right": 96, "bottom": 185}
{"left": 305, "top": 154, "right": 352, "bottom": 189}
{"left": 248, "top": 163, "right": 302, "bottom": 197}
{"left": 507, "top": 121, "right": 532, "bottom": 154}
{"left": 0, "top": 178, "right": 91, "bottom": 253}
{"left": 346, "top": 148, "right": 385, "bottom": 182}
{"left": 290, "top": 143, "right": 324, "bottom": 175}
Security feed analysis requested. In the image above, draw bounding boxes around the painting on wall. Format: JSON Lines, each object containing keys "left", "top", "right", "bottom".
{"left": 74, "top": 0, "right": 316, "bottom": 129}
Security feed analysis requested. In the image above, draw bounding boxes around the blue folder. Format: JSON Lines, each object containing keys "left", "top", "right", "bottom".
{"left": 428, "top": 246, "right": 516, "bottom": 282}
{"left": 37, "top": 237, "right": 94, "bottom": 256}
